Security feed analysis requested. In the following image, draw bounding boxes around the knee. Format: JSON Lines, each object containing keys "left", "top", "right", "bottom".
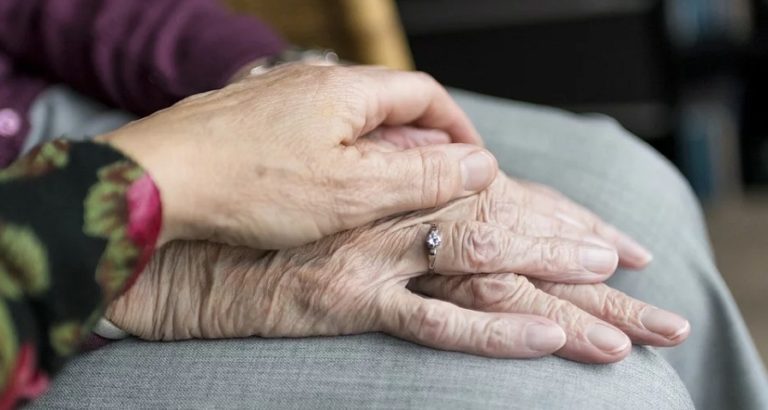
{"left": 586, "top": 114, "right": 690, "bottom": 193}
{"left": 581, "top": 116, "right": 722, "bottom": 299}
{"left": 591, "top": 347, "right": 694, "bottom": 409}
{"left": 572, "top": 114, "right": 705, "bottom": 232}
{"left": 424, "top": 346, "right": 694, "bottom": 409}
{"left": 593, "top": 347, "right": 694, "bottom": 409}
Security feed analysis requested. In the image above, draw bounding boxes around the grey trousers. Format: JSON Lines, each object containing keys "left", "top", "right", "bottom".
{"left": 27, "top": 86, "right": 768, "bottom": 409}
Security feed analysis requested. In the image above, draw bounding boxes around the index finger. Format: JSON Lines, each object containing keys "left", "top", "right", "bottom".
{"left": 354, "top": 67, "right": 483, "bottom": 146}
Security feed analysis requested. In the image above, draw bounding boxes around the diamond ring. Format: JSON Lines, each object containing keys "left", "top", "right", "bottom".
{"left": 425, "top": 224, "right": 442, "bottom": 273}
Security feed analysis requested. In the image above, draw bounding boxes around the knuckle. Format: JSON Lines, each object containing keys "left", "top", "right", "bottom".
{"left": 598, "top": 290, "right": 637, "bottom": 325}
{"left": 307, "top": 67, "right": 368, "bottom": 131}
{"left": 412, "top": 301, "right": 450, "bottom": 342}
{"left": 469, "top": 277, "right": 510, "bottom": 308}
{"left": 536, "top": 295, "right": 580, "bottom": 330}
{"left": 474, "top": 189, "right": 496, "bottom": 223}
{"left": 470, "top": 274, "right": 532, "bottom": 310}
{"left": 338, "top": 89, "right": 369, "bottom": 131}
{"left": 460, "top": 225, "right": 503, "bottom": 271}
{"left": 538, "top": 240, "right": 576, "bottom": 271}
{"left": 481, "top": 319, "right": 510, "bottom": 352}
{"left": 504, "top": 276, "right": 540, "bottom": 308}
{"left": 418, "top": 149, "right": 454, "bottom": 206}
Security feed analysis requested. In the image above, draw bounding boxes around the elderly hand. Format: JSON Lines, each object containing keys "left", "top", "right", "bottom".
{"left": 99, "top": 64, "right": 495, "bottom": 249}
{"left": 106, "top": 211, "right": 630, "bottom": 360}
{"left": 361, "top": 127, "right": 654, "bottom": 269}
{"left": 107, "top": 177, "right": 687, "bottom": 364}
{"left": 410, "top": 177, "right": 689, "bottom": 362}
{"left": 409, "top": 274, "right": 689, "bottom": 363}
{"left": 349, "top": 134, "right": 688, "bottom": 362}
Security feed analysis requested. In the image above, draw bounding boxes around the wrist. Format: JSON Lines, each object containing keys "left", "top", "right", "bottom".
{"left": 229, "top": 47, "right": 340, "bottom": 83}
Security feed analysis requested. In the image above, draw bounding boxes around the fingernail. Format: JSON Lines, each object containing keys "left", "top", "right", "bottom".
{"left": 525, "top": 323, "right": 566, "bottom": 352}
{"left": 579, "top": 247, "right": 619, "bottom": 275}
{"left": 460, "top": 150, "right": 496, "bottom": 191}
{"left": 618, "top": 234, "right": 653, "bottom": 266}
{"left": 641, "top": 308, "right": 690, "bottom": 339}
{"left": 587, "top": 323, "right": 630, "bottom": 354}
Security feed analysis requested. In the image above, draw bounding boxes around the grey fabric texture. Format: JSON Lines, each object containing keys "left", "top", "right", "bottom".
{"left": 32, "top": 335, "right": 689, "bottom": 410}
{"left": 25, "top": 85, "right": 767, "bottom": 409}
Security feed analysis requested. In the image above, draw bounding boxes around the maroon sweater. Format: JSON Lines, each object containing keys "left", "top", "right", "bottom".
{"left": 0, "top": 0, "right": 287, "bottom": 167}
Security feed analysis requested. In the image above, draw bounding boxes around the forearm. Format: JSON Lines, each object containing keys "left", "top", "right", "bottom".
{"left": 0, "top": 140, "right": 161, "bottom": 409}
{"left": 0, "top": 0, "right": 287, "bottom": 115}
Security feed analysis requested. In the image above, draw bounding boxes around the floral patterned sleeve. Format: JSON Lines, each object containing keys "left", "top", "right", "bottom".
{"left": 0, "top": 140, "right": 162, "bottom": 409}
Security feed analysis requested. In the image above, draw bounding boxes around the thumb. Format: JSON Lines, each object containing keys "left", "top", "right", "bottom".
{"left": 359, "top": 143, "right": 498, "bottom": 217}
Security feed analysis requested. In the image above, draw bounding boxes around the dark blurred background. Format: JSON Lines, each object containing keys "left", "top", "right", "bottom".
{"left": 229, "top": 0, "right": 767, "bottom": 362}
{"left": 397, "top": 0, "right": 767, "bottom": 200}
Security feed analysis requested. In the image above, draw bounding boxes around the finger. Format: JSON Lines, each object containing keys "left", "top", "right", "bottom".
{"left": 378, "top": 288, "right": 565, "bottom": 358}
{"left": 350, "top": 143, "right": 498, "bottom": 218}
{"left": 355, "top": 68, "right": 483, "bottom": 145}
{"left": 532, "top": 280, "right": 690, "bottom": 346}
{"left": 517, "top": 181, "right": 653, "bottom": 268}
{"left": 363, "top": 126, "right": 452, "bottom": 151}
{"left": 486, "top": 201, "right": 616, "bottom": 249}
{"left": 409, "top": 274, "right": 632, "bottom": 363}
{"left": 398, "top": 221, "right": 619, "bottom": 283}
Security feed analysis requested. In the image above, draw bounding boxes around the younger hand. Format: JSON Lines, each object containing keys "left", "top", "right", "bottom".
{"left": 101, "top": 65, "right": 493, "bottom": 249}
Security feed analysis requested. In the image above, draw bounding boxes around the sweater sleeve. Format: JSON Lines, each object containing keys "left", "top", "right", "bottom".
{"left": 0, "top": 140, "right": 162, "bottom": 409}
{"left": 0, "top": 0, "right": 287, "bottom": 115}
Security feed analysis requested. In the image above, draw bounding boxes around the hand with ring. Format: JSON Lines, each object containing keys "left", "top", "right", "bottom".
{"left": 107, "top": 196, "right": 688, "bottom": 363}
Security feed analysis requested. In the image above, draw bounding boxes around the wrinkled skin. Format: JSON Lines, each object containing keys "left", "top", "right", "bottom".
{"left": 101, "top": 65, "right": 498, "bottom": 249}
{"left": 108, "top": 173, "right": 689, "bottom": 364}
{"left": 360, "top": 127, "right": 653, "bottom": 269}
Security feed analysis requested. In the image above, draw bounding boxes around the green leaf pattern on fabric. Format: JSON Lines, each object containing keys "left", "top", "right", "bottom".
{"left": 0, "top": 223, "right": 50, "bottom": 299}
{"left": 0, "top": 140, "right": 156, "bottom": 407}
{"left": 0, "top": 301, "right": 18, "bottom": 389}
{"left": 84, "top": 161, "right": 144, "bottom": 301}
{"left": 49, "top": 322, "right": 84, "bottom": 357}
{"left": 0, "top": 140, "right": 70, "bottom": 183}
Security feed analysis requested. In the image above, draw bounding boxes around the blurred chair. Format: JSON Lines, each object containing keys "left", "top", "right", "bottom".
{"left": 225, "top": 0, "right": 414, "bottom": 69}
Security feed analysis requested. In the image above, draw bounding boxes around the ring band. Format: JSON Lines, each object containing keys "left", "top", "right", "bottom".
{"left": 93, "top": 317, "right": 129, "bottom": 340}
{"left": 425, "top": 223, "right": 442, "bottom": 273}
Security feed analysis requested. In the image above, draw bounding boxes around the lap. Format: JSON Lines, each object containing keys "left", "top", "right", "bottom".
{"left": 32, "top": 334, "right": 691, "bottom": 409}
{"left": 27, "top": 85, "right": 760, "bottom": 409}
